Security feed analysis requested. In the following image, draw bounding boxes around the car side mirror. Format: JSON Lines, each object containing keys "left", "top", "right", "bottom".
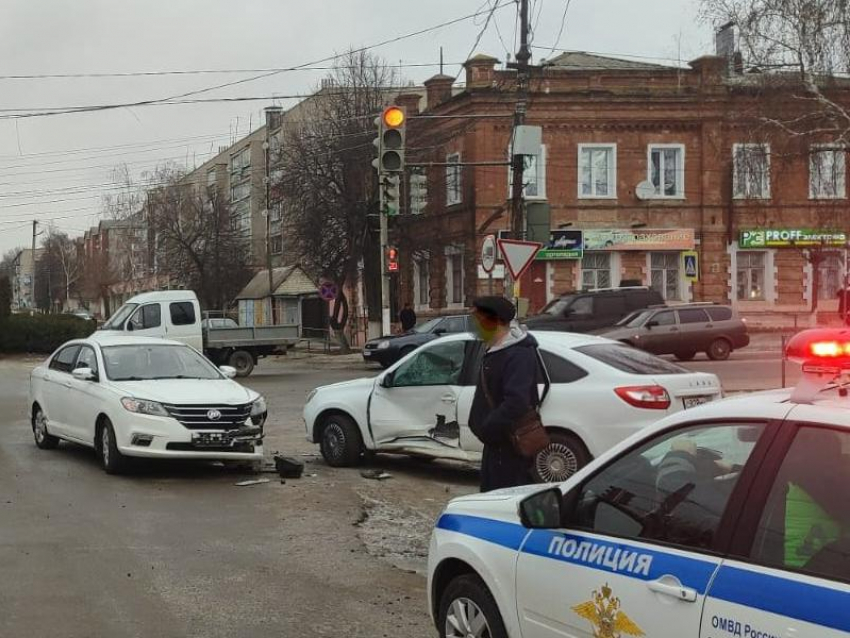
{"left": 72, "top": 367, "right": 97, "bottom": 382}
{"left": 126, "top": 321, "right": 135, "bottom": 332}
{"left": 380, "top": 372, "right": 395, "bottom": 388}
{"left": 645, "top": 320, "right": 658, "bottom": 329}
{"left": 434, "top": 328, "right": 447, "bottom": 336}
{"left": 219, "top": 365, "right": 237, "bottom": 379}
{"left": 519, "top": 487, "right": 564, "bottom": 529}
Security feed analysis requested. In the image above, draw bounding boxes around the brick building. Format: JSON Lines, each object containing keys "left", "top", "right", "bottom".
{"left": 398, "top": 47, "right": 850, "bottom": 326}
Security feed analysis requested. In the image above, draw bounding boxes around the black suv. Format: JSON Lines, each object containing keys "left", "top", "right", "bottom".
{"left": 524, "top": 287, "right": 664, "bottom": 333}
{"left": 362, "top": 314, "right": 471, "bottom": 368}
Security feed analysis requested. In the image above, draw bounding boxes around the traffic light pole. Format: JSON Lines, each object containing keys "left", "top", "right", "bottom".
{"left": 379, "top": 181, "right": 391, "bottom": 336}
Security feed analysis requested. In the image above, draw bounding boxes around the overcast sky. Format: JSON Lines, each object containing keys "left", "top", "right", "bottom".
{"left": 0, "top": 0, "right": 709, "bottom": 254}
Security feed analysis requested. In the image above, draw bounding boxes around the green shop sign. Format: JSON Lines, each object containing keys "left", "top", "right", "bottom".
{"left": 739, "top": 229, "right": 847, "bottom": 248}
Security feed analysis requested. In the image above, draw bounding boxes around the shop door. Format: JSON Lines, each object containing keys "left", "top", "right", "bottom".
{"left": 521, "top": 261, "right": 548, "bottom": 316}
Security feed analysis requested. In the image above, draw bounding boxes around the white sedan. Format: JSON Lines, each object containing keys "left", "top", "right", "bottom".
{"left": 29, "top": 336, "right": 267, "bottom": 474}
{"left": 304, "top": 332, "right": 721, "bottom": 482}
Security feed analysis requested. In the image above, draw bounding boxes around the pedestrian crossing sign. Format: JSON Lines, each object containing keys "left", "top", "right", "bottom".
{"left": 683, "top": 251, "right": 699, "bottom": 282}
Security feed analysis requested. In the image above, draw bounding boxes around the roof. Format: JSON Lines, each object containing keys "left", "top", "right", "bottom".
{"left": 125, "top": 290, "right": 199, "bottom": 304}
{"left": 545, "top": 51, "right": 674, "bottom": 71}
{"left": 235, "top": 266, "right": 318, "bottom": 300}
{"left": 85, "top": 335, "right": 186, "bottom": 347}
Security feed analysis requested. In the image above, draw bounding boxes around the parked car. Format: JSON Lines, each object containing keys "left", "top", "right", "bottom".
{"left": 29, "top": 336, "right": 267, "bottom": 474}
{"left": 362, "top": 314, "right": 471, "bottom": 368}
{"left": 96, "top": 290, "right": 299, "bottom": 376}
{"left": 524, "top": 286, "right": 664, "bottom": 333}
{"left": 70, "top": 309, "right": 94, "bottom": 321}
{"left": 306, "top": 331, "right": 721, "bottom": 483}
{"left": 601, "top": 302, "right": 750, "bottom": 361}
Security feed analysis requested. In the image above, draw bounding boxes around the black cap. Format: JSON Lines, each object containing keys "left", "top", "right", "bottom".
{"left": 472, "top": 296, "right": 516, "bottom": 324}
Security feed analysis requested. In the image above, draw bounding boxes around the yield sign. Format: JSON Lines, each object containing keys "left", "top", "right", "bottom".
{"left": 497, "top": 238, "right": 542, "bottom": 280}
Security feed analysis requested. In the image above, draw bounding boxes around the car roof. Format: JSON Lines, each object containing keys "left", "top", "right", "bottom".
{"left": 434, "top": 330, "right": 616, "bottom": 348}
{"left": 85, "top": 335, "right": 187, "bottom": 348}
{"left": 124, "top": 290, "right": 198, "bottom": 305}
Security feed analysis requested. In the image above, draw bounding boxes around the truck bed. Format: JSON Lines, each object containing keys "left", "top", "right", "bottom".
{"left": 205, "top": 324, "right": 300, "bottom": 348}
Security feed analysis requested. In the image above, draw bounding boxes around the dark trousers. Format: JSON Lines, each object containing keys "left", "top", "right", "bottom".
{"left": 480, "top": 444, "right": 533, "bottom": 493}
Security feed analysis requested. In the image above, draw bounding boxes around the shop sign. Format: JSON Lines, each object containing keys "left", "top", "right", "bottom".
{"left": 583, "top": 229, "right": 696, "bottom": 251}
{"left": 739, "top": 229, "right": 847, "bottom": 248}
{"left": 537, "top": 230, "right": 583, "bottom": 261}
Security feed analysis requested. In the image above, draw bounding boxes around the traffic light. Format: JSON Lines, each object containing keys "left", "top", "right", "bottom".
{"left": 381, "top": 174, "right": 401, "bottom": 216}
{"left": 386, "top": 246, "right": 400, "bottom": 273}
{"left": 376, "top": 105, "right": 406, "bottom": 174}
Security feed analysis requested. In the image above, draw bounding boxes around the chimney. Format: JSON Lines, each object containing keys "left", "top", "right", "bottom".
{"left": 264, "top": 105, "right": 283, "bottom": 130}
{"left": 715, "top": 22, "right": 742, "bottom": 75}
{"left": 395, "top": 93, "right": 421, "bottom": 116}
{"left": 464, "top": 54, "right": 499, "bottom": 89}
{"left": 424, "top": 74, "right": 454, "bottom": 110}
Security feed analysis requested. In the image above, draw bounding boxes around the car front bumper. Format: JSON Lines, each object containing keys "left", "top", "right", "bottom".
{"left": 361, "top": 347, "right": 397, "bottom": 366}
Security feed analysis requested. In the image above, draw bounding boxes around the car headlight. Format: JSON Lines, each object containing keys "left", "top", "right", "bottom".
{"left": 377, "top": 340, "right": 391, "bottom": 350}
{"left": 306, "top": 389, "right": 318, "bottom": 404}
{"left": 121, "top": 397, "right": 169, "bottom": 417}
{"left": 250, "top": 396, "right": 267, "bottom": 417}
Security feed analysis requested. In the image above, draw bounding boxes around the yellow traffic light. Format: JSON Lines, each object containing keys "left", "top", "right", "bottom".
{"left": 383, "top": 106, "right": 405, "bottom": 129}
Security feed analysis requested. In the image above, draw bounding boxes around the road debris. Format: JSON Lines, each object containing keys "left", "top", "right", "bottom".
{"left": 234, "top": 478, "right": 270, "bottom": 487}
{"left": 360, "top": 470, "right": 393, "bottom": 481}
{"left": 274, "top": 455, "right": 305, "bottom": 478}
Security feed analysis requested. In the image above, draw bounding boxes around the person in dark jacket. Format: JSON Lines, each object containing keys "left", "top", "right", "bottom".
{"left": 399, "top": 303, "right": 417, "bottom": 332}
{"left": 468, "top": 296, "right": 541, "bottom": 493}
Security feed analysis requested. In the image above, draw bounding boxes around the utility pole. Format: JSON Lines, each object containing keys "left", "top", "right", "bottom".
{"left": 379, "top": 179, "right": 391, "bottom": 336}
{"left": 30, "top": 219, "right": 38, "bottom": 313}
{"left": 263, "top": 107, "right": 282, "bottom": 324}
{"left": 507, "top": 0, "right": 532, "bottom": 299}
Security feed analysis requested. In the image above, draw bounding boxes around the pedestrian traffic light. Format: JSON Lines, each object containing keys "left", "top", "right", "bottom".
{"left": 381, "top": 174, "right": 401, "bottom": 216}
{"left": 375, "top": 105, "right": 405, "bottom": 174}
{"left": 386, "top": 246, "right": 400, "bottom": 273}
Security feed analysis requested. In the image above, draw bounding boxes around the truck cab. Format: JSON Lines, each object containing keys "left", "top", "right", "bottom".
{"left": 97, "top": 291, "right": 203, "bottom": 351}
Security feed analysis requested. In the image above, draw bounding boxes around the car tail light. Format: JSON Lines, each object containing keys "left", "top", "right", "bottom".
{"left": 615, "top": 385, "right": 671, "bottom": 410}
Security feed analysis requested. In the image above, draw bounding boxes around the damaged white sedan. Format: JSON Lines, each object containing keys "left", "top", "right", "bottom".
{"left": 304, "top": 332, "right": 721, "bottom": 482}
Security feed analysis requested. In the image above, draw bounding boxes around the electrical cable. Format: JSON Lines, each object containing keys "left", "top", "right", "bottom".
{"left": 545, "top": 0, "right": 574, "bottom": 59}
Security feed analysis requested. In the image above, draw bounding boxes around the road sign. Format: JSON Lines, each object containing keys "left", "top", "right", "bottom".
{"left": 481, "top": 235, "right": 497, "bottom": 273}
{"left": 498, "top": 238, "right": 542, "bottom": 280}
{"left": 683, "top": 251, "right": 699, "bottom": 282}
{"left": 319, "top": 281, "right": 339, "bottom": 301}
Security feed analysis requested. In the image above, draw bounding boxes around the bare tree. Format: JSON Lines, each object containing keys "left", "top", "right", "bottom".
{"left": 273, "top": 50, "right": 400, "bottom": 349}
{"left": 35, "top": 229, "right": 80, "bottom": 312}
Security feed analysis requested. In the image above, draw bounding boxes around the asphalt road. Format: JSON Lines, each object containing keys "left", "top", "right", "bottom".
{"left": 0, "top": 355, "right": 479, "bottom": 638}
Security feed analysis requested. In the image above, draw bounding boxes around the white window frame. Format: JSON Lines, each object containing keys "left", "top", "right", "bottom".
{"left": 444, "top": 247, "right": 464, "bottom": 308}
{"left": 231, "top": 147, "right": 251, "bottom": 173}
{"left": 736, "top": 250, "right": 767, "bottom": 301}
{"left": 648, "top": 252, "right": 682, "bottom": 301}
{"left": 578, "top": 143, "right": 617, "bottom": 199}
{"left": 733, "top": 143, "right": 771, "bottom": 200}
{"left": 446, "top": 153, "right": 462, "bottom": 206}
{"left": 231, "top": 181, "right": 251, "bottom": 203}
{"left": 580, "top": 252, "right": 614, "bottom": 290}
{"left": 809, "top": 144, "right": 847, "bottom": 200}
{"left": 509, "top": 144, "right": 547, "bottom": 200}
{"left": 647, "top": 144, "right": 686, "bottom": 199}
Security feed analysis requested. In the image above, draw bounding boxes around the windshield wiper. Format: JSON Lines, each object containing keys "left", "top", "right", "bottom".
{"left": 113, "top": 376, "right": 147, "bottom": 381}
{"left": 154, "top": 375, "right": 206, "bottom": 380}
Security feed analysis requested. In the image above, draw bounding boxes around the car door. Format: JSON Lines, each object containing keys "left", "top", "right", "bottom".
{"left": 515, "top": 420, "right": 773, "bottom": 638}
{"left": 641, "top": 309, "right": 679, "bottom": 354}
{"left": 65, "top": 345, "right": 103, "bottom": 444}
{"left": 676, "top": 308, "right": 712, "bottom": 353}
{"left": 369, "top": 339, "right": 471, "bottom": 448}
{"left": 701, "top": 421, "right": 850, "bottom": 638}
{"left": 41, "top": 344, "right": 81, "bottom": 437}
{"left": 167, "top": 301, "right": 202, "bottom": 350}
{"left": 127, "top": 303, "right": 163, "bottom": 338}
{"left": 563, "top": 296, "right": 595, "bottom": 332}
{"left": 590, "top": 295, "right": 627, "bottom": 330}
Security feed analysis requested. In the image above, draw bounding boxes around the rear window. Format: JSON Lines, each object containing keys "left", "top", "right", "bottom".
{"left": 540, "top": 350, "right": 588, "bottom": 384}
{"left": 575, "top": 344, "right": 687, "bottom": 375}
{"left": 707, "top": 307, "right": 733, "bottom": 321}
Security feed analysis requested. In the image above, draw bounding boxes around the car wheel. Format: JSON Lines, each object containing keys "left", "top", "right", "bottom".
{"left": 228, "top": 350, "right": 255, "bottom": 377}
{"left": 438, "top": 574, "right": 508, "bottom": 638}
{"left": 707, "top": 338, "right": 732, "bottom": 361}
{"left": 675, "top": 351, "right": 697, "bottom": 361}
{"left": 32, "top": 405, "right": 60, "bottom": 450}
{"left": 99, "top": 419, "right": 126, "bottom": 475}
{"left": 532, "top": 431, "right": 590, "bottom": 483}
{"left": 319, "top": 413, "right": 363, "bottom": 467}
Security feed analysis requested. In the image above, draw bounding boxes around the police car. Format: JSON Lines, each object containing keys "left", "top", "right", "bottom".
{"left": 427, "top": 328, "right": 850, "bottom": 638}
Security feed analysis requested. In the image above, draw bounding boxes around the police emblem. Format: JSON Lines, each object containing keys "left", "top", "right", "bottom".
{"left": 572, "top": 584, "right": 645, "bottom": 638}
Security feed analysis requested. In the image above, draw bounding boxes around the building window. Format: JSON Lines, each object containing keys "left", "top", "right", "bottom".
{"left": 581, "top": 252, "right": 612, "bottom": 290}
{"left": 445, "top": 252, "right": 464, "bottom": 306}
{"left": 650, "top": 252, "right": 681, "bottom": 300}
{"left": 648, "top": 144, "right": 685, "bottom": 198}
{"left": 231, "top": 147, "right": 251, "bottom": 173}
{"left": 206, "top": 169, "right": 217, "bottom": 187}
{"left": 231, "top": 181, "right": 251, "bottom": 203}
{"left": 409, "top": 170, "right": 428, "bottom": 215}
{"left": 733, "top": 143, "right": 771, "bottom": 199}
{"left": 271, "top": 235, "right": 283, "bottom": 255}
{"left": 737, "top": 251, "right": 766, "bottom": 300}
{"left": 810, "top": 146, "right": 846, "bottom": 199}
{"left": 413, "top": 256, "right": 430, "bottom": 309}
{"left": 818, "top": 252, "right": 843, "bottom": 300}
{"left": 509, "top": 144, "right": 547, "bottom": 199}
{"left": 578, "top": 144, "right": 616, "bottom": 198}
{"left": 446, "top": 153, "right": 462, "bottom": 206}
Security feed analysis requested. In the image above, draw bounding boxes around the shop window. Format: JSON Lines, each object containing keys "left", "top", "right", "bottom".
{"left": 737, "top": 251, "right": 766, "bottom": 301}
{"left": 650, "top": 252, "right": 681, "bottom": 300}
{"left": 810, "top": 147, "right": 846, "bottom": 199}
{"left": 818, "top": 253, "right": 843, "bottom": 301}
{"left": 648, "top": 145, "right": 685, "bottom": 198}
{"left": 509, "top": 144, "right": 547, "bottom": 199}
{"left": 733, "top": 144, "right": 771, "bottom": 199}
{"left": 446, "top": 153, "right": 462, "bottom": 206}
{"left": 579, "top": 144, "right": 616, "bottom": 198}
{"left": 581, "top": 252, "right": 612, "bottom": 290}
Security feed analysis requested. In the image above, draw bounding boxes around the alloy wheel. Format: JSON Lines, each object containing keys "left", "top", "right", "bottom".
{"left": 101, "top": 427, "right": 111, "bottom": 467}
{"left": 445, "top": 597, "right": 491, "bottom": 638}
{"left": 535, "top": 442, "right": 578, "bottom": 483}
{"left": 323, "top": 423, "right": 345, "bottom": 462}
{"left": 34, "top": 411, "right": 47, "bottom": 444}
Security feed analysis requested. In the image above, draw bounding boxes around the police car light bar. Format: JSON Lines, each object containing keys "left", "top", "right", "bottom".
{"left": 785, "top": 329, "right": 850, "bottom": 404}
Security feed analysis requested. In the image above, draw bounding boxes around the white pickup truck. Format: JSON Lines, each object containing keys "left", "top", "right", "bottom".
{"left": 95, "top": 290, "right": 299, "bottom": 376}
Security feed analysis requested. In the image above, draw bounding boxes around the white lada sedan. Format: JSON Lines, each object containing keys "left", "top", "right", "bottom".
{"left": 28, "top": 336, "right": 267, "bottom": 474}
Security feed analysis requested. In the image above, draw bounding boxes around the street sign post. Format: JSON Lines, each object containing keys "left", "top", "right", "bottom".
{"left": 319, "top": 281, "right": 339, "bottom": 302}
{"left": 482, "top": 235, "right": 497, "bottom": 295}
{"left": 498, "top": 238, "right": 542, "bottom": 281}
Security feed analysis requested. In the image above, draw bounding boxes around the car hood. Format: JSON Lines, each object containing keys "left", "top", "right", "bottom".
{"left": 317, "top": 377, "right": 376, "bottom": 394}
{"left": 595, "top": 326, "right": 637, "bottom": 339}
{"left": 109, "top": 379, "right": 257, "bottom": 405}
{"left": 441, "top": 484, "right": 554, "bottom": 524}
{"left": 366, "top": 332, "right": 426, "bottom": 346}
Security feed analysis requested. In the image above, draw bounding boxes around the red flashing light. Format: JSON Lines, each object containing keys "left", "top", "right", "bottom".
{"left": 785, "top": 328, "right": 850, "bottom": 365}
{"left": 615, "top": 385, "right": 671, "bottom": 410}
{"left": 386, "top": 246, "right": 400, "bottom": 272}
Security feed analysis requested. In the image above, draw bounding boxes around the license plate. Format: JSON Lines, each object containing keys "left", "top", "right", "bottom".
{"left": 362, "top": 350, "right": 372, "bottom": 357}
{"left": 683, "top": 395, "right": 713, "bottom": 409}
{"left": 192, "top": 432, "right": 232, "bottom": 448}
